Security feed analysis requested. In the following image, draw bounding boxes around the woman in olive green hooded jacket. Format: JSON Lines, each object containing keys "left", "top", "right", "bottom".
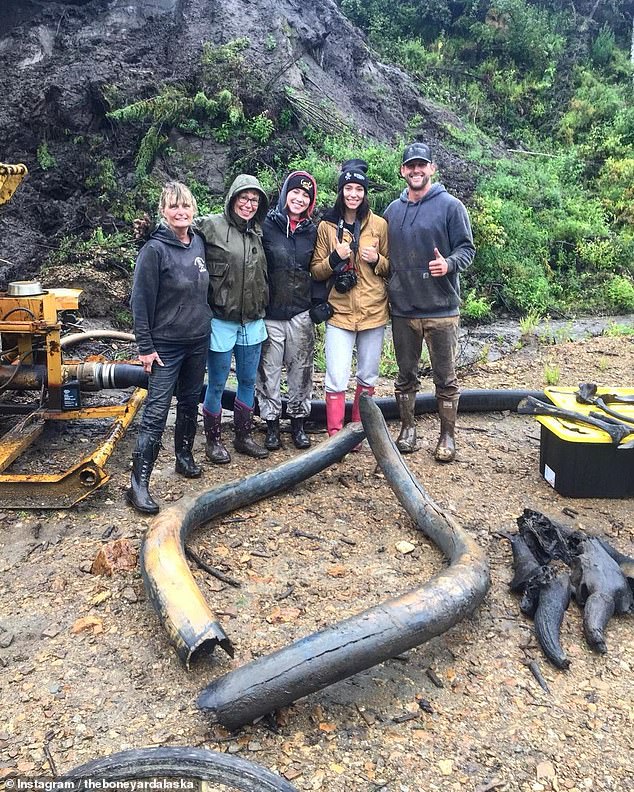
{"left": 195, "top": 174, "right": 270, "bottom": 463}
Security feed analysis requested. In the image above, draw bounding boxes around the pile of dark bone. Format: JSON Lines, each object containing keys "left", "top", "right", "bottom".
{"left": 502, "top": 509, "right": 634, "bottom": 669}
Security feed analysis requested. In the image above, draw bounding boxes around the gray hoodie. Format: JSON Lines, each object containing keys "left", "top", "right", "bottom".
{"left": 131, "top": 223, "right": 211, "bottom": 355}
{"left": 384, "top": 183, "right": 475, "bottom": 319}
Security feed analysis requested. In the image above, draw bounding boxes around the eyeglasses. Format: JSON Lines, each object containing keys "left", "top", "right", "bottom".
{"left": 236, "top": 195, "right": 260, "bottom": 206}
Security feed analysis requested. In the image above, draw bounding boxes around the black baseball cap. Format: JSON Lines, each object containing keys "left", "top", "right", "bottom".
{"left": 402, "top": 142, "right": 432, "bottom": 165}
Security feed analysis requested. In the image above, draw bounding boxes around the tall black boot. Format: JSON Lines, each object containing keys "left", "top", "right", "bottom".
{"left": 290, "top": 417, "right": 310, "bottom": 449}
{"left": 233, "top": 399, "right": 269, "bottom": 459}
{"left": 174, "top": 406, "right": 202, "bottom": 478}
{"left": 264, "top": 418, "right": 282, "bottom": 450}
{"left": 126, "top": 436, "right": 160, "bottom": 514}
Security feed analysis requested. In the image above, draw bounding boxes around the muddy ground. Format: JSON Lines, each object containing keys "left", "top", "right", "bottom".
{"left": 1, "top": 332, "right": 633, "bottom": 792}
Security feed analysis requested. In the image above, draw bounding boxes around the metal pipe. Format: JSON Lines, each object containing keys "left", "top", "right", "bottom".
{"left": 0, "top": 361, "right": 147, "bottom": 392}
{"left": 0, "top": 364, "right": 46, "bottom": 390}
{"left": 140, "top": 423, "right": 366, "bottom": 667}
{"left": 197, "top": 395, "right": 490, "bottom": 730}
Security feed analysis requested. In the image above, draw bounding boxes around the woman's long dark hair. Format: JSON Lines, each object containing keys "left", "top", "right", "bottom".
{"left": 334, "top": 190, "right": 370, "bottom": 223}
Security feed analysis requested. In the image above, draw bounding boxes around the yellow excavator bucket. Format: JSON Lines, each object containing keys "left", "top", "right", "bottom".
{"left": 0, "top": 163, "right": 28, "bottom": 205}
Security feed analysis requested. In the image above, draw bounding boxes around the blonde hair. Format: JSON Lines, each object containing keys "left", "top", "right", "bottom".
{"left": 158, "top": 181, "right": 198, "bottom": 216}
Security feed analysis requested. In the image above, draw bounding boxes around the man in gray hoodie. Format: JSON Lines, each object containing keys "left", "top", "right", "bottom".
{"left": 384, "top": 142, "right": 475, "bottom": 462}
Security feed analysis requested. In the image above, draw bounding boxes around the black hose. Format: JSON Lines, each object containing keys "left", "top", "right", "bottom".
{"left": 197, "top": 395, "right": 490, "bottom": 730}
{"left": 60, "top": 747, "right": 298, "bottom": 792}
{"left": 60, "top": 330, "right": 136, "bottom": 349}
{"left": 219, "top": 388, "right": 547, "bottom": 423}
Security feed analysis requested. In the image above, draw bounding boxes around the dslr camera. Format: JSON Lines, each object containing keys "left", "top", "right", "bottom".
{"left": 334, "top": 270, "right": 357, "bottom": 293}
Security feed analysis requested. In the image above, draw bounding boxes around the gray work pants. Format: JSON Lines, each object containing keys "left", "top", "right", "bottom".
{"left": 256, "top": 311, "right": 315, "bottom": 420}
{"left": 392, "top": 315, "right": 460, "bottom": 400}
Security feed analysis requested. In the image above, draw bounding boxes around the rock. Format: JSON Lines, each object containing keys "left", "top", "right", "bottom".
{"left": 121, "top": 586, "right": 138, "bottom": 603}
{"left": 41, "top": 625, "right": 60, "bottom": 638}
{"left": 71, "top": 616, "right": 104, "bottom": 635}
{"left": 438, "top": 759, "right": 454, "bottom": 776}
{"left": 0, "top": 631, "right": 14, "bottom": 648}
{"left": 396, "top": 540, "right": 416, "bottom": 554}
{"left": 91, "top": 539, "right": 137, "bottom": 576}
{"left": 536, "top": 761, "right": 556, "bottom": 780}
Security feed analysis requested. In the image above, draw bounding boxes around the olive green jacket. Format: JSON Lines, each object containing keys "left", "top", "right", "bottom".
{"left": 195, "top": 174, "right": 269, "bottom": 323}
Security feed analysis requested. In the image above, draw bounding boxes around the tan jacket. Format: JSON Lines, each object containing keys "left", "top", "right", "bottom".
{"left": 310, "top": 209, "right": 389, "bottom": 331}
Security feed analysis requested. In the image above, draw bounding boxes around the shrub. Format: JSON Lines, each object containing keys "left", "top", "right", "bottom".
{"left": 37, "top": 142, "right": 56, "bottom": 170}
{"left": 462, "top": 290, "right": 492, "bottom": 323}
{"left": 606, "top": 275, "right": 634, "bottom": 312}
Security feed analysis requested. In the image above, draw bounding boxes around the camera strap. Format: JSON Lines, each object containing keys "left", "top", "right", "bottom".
{"left": 337, "top": 218, "right": 361, "bottom": 257}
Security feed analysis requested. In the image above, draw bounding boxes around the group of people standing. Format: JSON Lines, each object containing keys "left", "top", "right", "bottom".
{"left": 127, "top": 142, "right": 475, "bottom": 515}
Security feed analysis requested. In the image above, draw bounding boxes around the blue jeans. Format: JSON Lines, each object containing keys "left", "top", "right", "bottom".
{"left": 138, "top": 338, "right": 209, "bottom": 443}
{"left": 204, "top": 343, "right": 262, "bottom": 414}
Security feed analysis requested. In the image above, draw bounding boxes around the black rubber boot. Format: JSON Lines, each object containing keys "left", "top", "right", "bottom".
{"left": 174, "top": 407, "right": 202, "bottom": 478}
{"left": 264, "top": 418, "right": 282, "bottom": 450}
{"left": 396, "top": 391, "right": 417, "bottom": 454}
{"left": 203, "top": 410, "right": 231, "bottom": 465}
{"left": 290, "top": 417, "right": 311, "bottom": 449}
{"left": 233, "top": 400, "right": 269, "bottom": 459}
{"left": 126, "top": 436, "right": 160, "bottom": 514}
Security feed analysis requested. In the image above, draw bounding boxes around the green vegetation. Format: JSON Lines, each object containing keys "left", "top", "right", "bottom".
{"left": 604, "top": 322, "right": 634, "bottom": 337}
{"left": 36, "top": 142, "right": 56, "bottom": 170}
{"left": 543, "top": 359, "right": 561, "bottom": 386}
{"left": 105, "top": 38, "right": 283, "bottom": 179}
{"left": 45, "top": 3, "right": 634, "bottom": 324}
{"left": 335, "top": 0, "right": 634, "bottom": 317}
{"left": 45, "top": 226, "right": 136, "bottom": 273}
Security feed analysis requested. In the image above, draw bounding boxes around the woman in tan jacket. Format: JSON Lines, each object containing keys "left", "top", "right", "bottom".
{"left": 310, "top": 159, "right": 389, "bottom": 436}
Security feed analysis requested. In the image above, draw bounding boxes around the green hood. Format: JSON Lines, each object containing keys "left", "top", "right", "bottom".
{"left": 224, "top": 174, "right": 269, "bottom": 226}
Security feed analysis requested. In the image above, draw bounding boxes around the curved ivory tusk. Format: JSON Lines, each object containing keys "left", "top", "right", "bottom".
{"left": 197, "top": 394, "right": 490, "bottom": 730}
{"left": 141, "top": 423, "right": 366, "bottom": 667}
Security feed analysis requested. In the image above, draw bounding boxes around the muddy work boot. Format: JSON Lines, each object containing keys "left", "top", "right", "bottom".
{"left": 264, "top": 418, "right": 282, "bottom": 450}
{"left": 126, "top": 436, "right": 161, "bottom": 514}
{"left": 203, "top": 409, "right": 231, "bottom": 465}
{"left": 233, "top": 399, "right": 269, "bottom": 459}
{"left": 174, "top": 407, "right": 202, "bottom": 478}
{"left": 290, "top": 417, "right": 311, "bottom": 449}
{"left": 395, "top": 391, "right": 417, "bottom": 454}
{"left": 434, "top": 398, "right": 458, "bottom": 462}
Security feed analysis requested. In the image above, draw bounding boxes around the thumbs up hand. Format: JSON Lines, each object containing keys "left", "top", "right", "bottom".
{"left": 429, "top": 247, "right": 448, "bottom": 277}
{"left": 361, "top": 237, "right": 379, "bottom": 265}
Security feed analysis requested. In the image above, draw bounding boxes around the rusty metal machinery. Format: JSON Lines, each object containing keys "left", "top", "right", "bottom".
{"left": 0, "top": 162, "right": 28, "bottom": 204}
{"left": 0, "top": 163, "right": 148, "bottom": 508}
{"left": 0, "top": 279, "right": 148, "bottom": 508}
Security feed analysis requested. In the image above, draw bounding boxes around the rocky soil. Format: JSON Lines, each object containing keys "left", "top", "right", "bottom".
{"left": 1, "top": 332, "right": 633, "bottom": 792}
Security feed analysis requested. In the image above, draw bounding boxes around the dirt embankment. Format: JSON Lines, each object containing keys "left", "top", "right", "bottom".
{"left": 0, "top": 0, "right": 479, "bottom": 291}
{"left": 0, "top": 333, "right": 632, "bottom": 791}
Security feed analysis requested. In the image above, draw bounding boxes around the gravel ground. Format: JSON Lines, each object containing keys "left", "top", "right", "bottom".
{"left": 0, "top": 333, "right": 633, "bottom": 792}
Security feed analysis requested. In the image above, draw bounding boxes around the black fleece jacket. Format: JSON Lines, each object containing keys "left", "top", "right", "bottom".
{"left": 130, "top": 224, "right": 211, "bottom": 355}
{"left": 262, "top": 171, "right": 317, "bottom": 320}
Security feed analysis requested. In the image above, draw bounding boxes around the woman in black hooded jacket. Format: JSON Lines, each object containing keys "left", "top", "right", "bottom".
{"left": 255, "top": 171, "right": 318, "bottom": 450}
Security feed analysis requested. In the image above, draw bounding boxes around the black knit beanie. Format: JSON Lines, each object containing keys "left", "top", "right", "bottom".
{"left": 285, "top": 172, "right": 315, "bottom": 201}
{"left": 337, "top": 158, "right": 369, "bottom": 192}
